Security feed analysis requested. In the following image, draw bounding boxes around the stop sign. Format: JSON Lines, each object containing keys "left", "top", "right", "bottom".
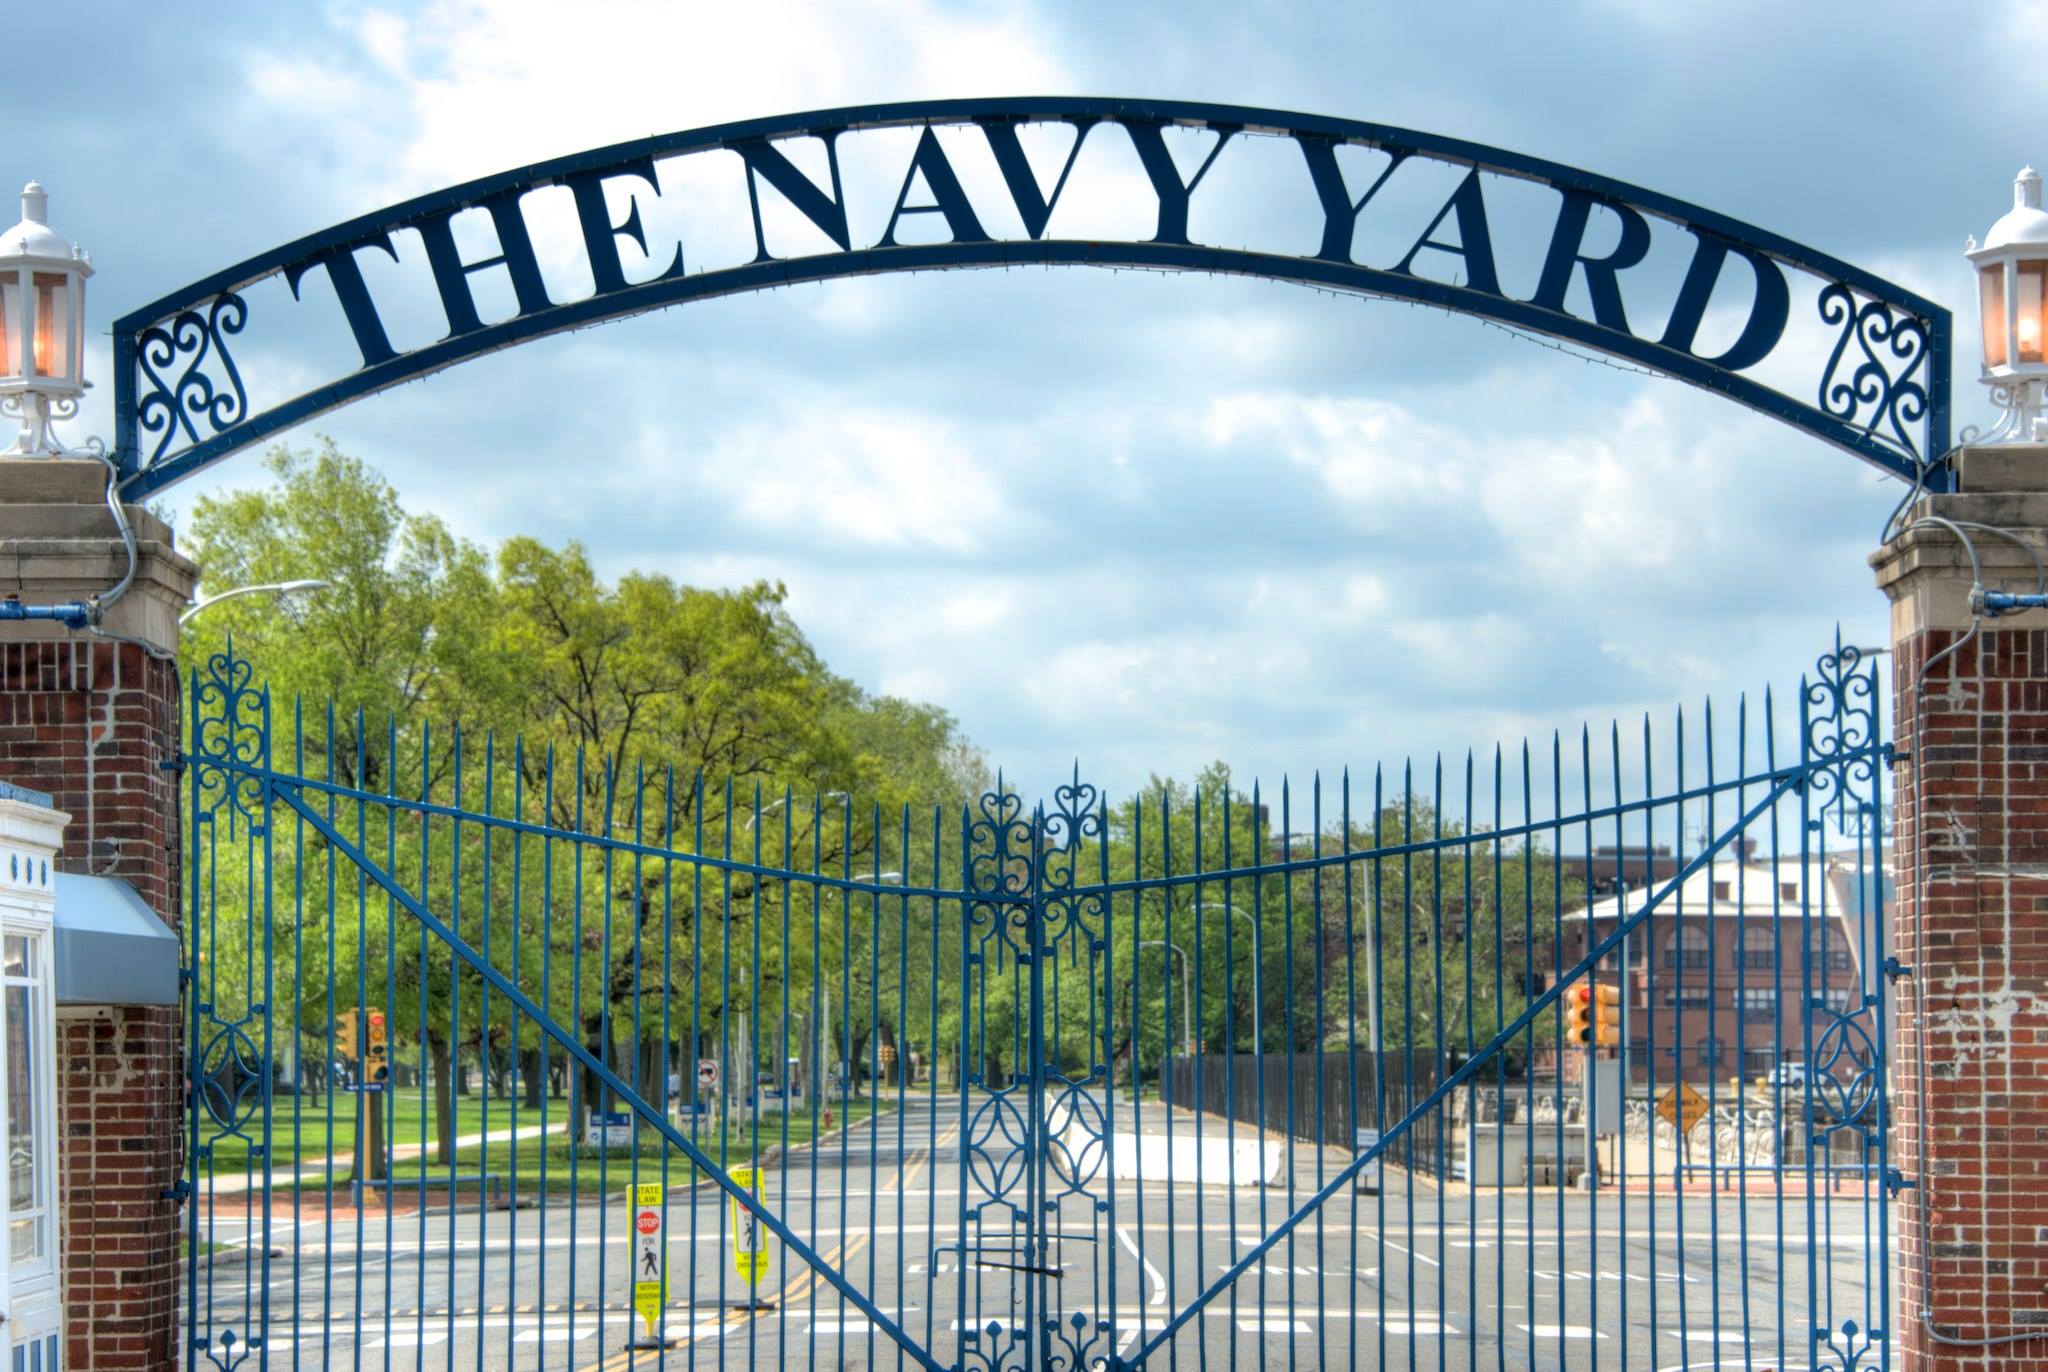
{"left": 636, "top": 1208, "right": 659, "bottom": 1234}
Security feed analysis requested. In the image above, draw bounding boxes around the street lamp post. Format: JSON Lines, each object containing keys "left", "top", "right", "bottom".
{"left": 1968, "top": 167, "right": 2048, "bottom": 442}
{"left": 745, "top": 791, "right": 848, "bottom": 830}
{"left": 0, "top": 183, "right": 91, "bottom": 459}
{"left": 1197, "top": 901, "right": 1260, "bottom": 1053}
{"left": 179, "top": 579, "right": 331, "bottom": 626}
{"left": 1137, "top": 939, "right": 1194, "bottom": 1057}
{"left": 1196, "top": 896, "right": 1383, "bottom": 1066}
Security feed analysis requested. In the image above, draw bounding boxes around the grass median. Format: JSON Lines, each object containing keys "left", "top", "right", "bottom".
{"left": 211, "top": 1094, "right": 893, "bottom": 1198}
{"left": 436, "top": 1097, "right": 893, "bottom": 1197}
{"left": 197, "top": 1091, "right": 556, "bottom": 1180}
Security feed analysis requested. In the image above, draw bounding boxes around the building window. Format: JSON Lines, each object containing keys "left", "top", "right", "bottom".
{"left": 1740, "top": 925, "right": 1776, "bottom": 970}
{"left": 1743, "top": 1048, "right": 1778, "bottom": 1077}
{"left": 1666, "top": 925, "right": 1710, "bottom": 971}
{"left": 1663, "top": 986, "right": 1711, "bottom": 1010}
{"left": 1713, "top": 880, "right": 1731, "bottom": 901}
{"left": 1822, "top": 988, "right": 1853, "bottom": 1014}
{"left": 3, "top": 932, "right": 50, "bottom": 1274}
{"left": 1699, "top": 1037, "right": 1724, "bottom": 1067}
{"left": 1826, "top": 930, "right": 1854, "bottom": 973}
{"left": 1780, "top": 882, "right": 1798, "bottom": 901}
{"left": 1739, "top": 987, "right": 1776, "bottom": 1021}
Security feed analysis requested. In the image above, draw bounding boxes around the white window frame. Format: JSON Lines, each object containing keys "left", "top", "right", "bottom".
{"left": 1, "top": 918, "right": 57, "bottom": 1295}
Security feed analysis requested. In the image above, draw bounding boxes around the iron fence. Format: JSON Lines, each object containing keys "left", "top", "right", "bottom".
{"left": 183, "top": 635, "right": 1892, "bottom": 1370}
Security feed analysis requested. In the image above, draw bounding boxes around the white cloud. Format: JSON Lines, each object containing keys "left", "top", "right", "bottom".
{"left": 92, "top": 0, "right": 1963, "bottom": 801}
{"left": 694, "top": 407, "right": 1011, "bottom": 553}
{"left": 242, "top": 0, "right": 1068, "bottom": 214}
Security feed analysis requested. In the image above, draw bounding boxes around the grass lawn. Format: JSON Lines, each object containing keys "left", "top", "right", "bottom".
{"left": 216, "top": 1094, "right": 894, "bottom": 1197}
{"left": 198, "top": 1091, "right": 555, "bottom": 1178}
{"left": 433, "top": 1097, "right": 892, "bottom": 1197}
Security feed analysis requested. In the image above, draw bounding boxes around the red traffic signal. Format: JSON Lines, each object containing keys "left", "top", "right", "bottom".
{"left": 1566, "top": 984, "right": 1595, "bottom": 1043}
{"left": 1566, "top": 982, "right": 1622, "bottom": 1047}
{"left": 365, "top": 1009, "right": 390, "bottom": 1082}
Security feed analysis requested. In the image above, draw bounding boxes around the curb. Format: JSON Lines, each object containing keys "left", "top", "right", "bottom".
{"left": 186, "top": 1244, "right": 284, "bottom": 1271}
{"left": 670, "top": 1101, "right": 898, "bottom": 1196}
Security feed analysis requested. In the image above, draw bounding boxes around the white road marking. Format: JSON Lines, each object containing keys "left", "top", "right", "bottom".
{"left": 1520, "top": 1323, "right": 1607, "bottom": 1339}
{"left": 1382, "top": 1318, "right": 1456, "bottom": 1336}
{"left": 512, "top": 1328, "right": 596, "bottom": 1343}
{"left": 1237, "top": 1319, "right": 1311, "bottom": 1334}
{"left": 1115, "top": 1226, "right": 1166, "bottom": 1306}
{"left": 1380, "top": 1237, "right": 1441, "bottom": 1269}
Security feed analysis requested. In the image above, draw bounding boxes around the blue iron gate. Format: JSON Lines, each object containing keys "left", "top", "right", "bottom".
{"left": 184, "top": 635, "right": 1892, "bottom": 1370}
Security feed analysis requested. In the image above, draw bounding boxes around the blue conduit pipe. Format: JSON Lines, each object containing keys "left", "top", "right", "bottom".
{"left": 0, "top": 600, "right": 93, "bottom": 628}
{"left": 1980, "top": 591, "right": 2048, "bottom": 615}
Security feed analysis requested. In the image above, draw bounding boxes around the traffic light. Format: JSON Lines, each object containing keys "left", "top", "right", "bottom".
{"left": 333, "top": 1008, "right": 360, "bottom": 1062}
{"left": 1566, "top": 982, "right": 1623, "bottom": 1048}
{"left": 1589, "top": 982, "right": 1622, "bottom": 1048}
{"left": 364, "top": 1009, "right": 390, "bottom": 1084}
{"left": 1566, "top": 985, "right": 1595, "bottom": 1044}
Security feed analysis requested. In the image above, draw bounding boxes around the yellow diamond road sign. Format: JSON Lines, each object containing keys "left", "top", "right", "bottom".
{"left": 1657, "top": 1081, "right": 1710, "bottom": 1136}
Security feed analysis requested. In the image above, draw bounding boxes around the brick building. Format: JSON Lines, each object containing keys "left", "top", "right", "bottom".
{"left": 1555, "top": 854, "right": 1883, "bottom": 1086}
{"left": 0, "top": 462, "right": 194, "bottom": 1372}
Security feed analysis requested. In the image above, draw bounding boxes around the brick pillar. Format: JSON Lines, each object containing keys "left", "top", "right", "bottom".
{"left": 1873, "top": 444, "right": 2048, "bottom": 1369}
{"left": 0, "top": 458, "right": 195, "bottom": 1372}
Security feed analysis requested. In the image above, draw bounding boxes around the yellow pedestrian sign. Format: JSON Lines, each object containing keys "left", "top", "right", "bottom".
{"left": 630, "top": 1183, "right": 666, "bottom": 1337}
{"left": 728, "top": 1165, "right": 771, "bottom": 1287}
{"left": 1656, "top": 1081, "right": 1710, "bottom": 1137}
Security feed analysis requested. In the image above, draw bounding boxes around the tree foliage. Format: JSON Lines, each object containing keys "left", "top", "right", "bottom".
{"left": 183, "top": 442, "right": 984, "bottom": 1153}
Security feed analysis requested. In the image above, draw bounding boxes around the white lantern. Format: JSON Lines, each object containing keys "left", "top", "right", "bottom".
{"left": 1967, "top": 167, "right": 2048, "bottom": 442}
{"left": 0, "top": 183, "right": 92, "bottom": 457}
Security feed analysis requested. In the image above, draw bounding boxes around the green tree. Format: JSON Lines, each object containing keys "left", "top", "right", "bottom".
{"left": 181, "top": 441, "right": 984, "bottom": 1174}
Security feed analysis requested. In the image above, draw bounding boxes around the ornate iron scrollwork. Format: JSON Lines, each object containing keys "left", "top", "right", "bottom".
{"left": 187, "top": 639, "right": 275, "bottom": 1372}
{"left": 190, "top": 642, "right": 269, "bottom": 836}
{"left": 1800, "top": 629, "right": 1889, "bottom": 1372}
{"left": 966, "top": 781, "right": 1032, "bottom": 960}
{"left": 1803, "top": 629, "right": 1880, "bottom": 834}
{"left": 1043, "top": 1309, "right": 1109, "bottom": 1372}
{"left": 1817, "top": 1318, "right": 1880, "bottom": 1372}
{"left": 196, "top": 1327, "right": 258, "bottom": 1372}
{"left": 1818, "top": 283, "right": 1930, "bottom": 462}
{"left": 135, "top": 291, "right": 249, "bottom": 470}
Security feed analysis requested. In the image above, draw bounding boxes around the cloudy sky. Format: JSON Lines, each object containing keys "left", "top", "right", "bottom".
{"left": 16, "top": 1, "right": 2038, "bottom": 811}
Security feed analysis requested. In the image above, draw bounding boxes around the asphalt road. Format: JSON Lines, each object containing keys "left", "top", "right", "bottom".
{"left": 191, "top": 1094, "right": 1886, "bottom": 1370}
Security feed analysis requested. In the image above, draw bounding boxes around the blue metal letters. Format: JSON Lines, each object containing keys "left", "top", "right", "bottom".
{"left": 113, "top": 99, "right": 1951, "bottom": 496}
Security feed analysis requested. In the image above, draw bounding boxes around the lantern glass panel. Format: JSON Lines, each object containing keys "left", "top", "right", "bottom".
{"left": 2020, "top": 261, "right": 2048, "bottom": 365}
{"left": 0, "top": 274, "right": 17, "bottom": 378}
{"left": 1982, "top": 263, "right": 2010, "bottom": 368}
{"left": 30, "top": 273, "right": 68, "bottom": 382}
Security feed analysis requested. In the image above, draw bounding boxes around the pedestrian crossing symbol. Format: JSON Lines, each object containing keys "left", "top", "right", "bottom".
{"left": 630, "top": 1183, "right": 665, "bottom": 1335}
{"left": 728, "top": 1165, "right": 771, "bottom": 1285}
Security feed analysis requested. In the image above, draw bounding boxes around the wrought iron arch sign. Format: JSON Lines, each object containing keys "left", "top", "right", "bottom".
{"left": 111, "top": 97, "right": 1952, "bottom": 497}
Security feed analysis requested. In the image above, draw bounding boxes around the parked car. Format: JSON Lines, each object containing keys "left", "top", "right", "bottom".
{"left": 1763, "top": 1062, "right": 1814, "bottom": 1090}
